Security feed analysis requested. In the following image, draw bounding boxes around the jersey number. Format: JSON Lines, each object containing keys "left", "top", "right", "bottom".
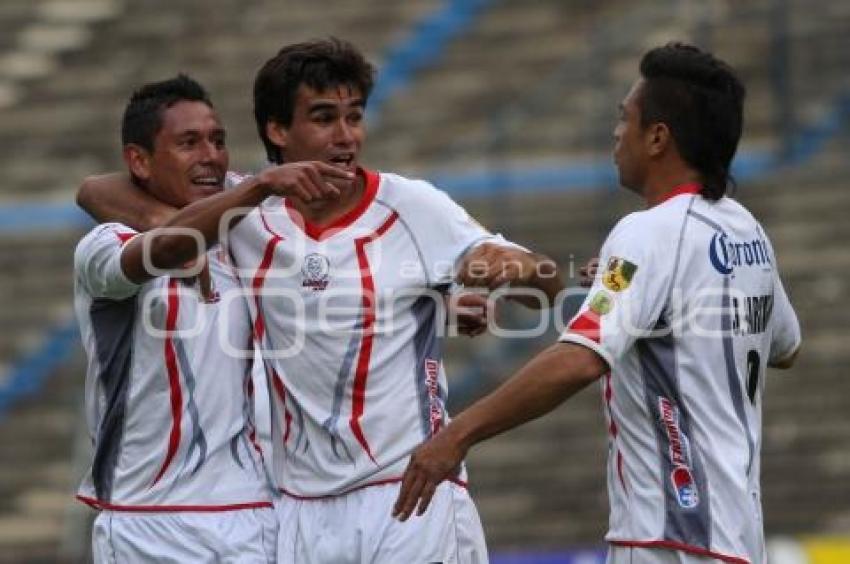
{"left": 746, "top": 350, "right": 760, "bottom": 404}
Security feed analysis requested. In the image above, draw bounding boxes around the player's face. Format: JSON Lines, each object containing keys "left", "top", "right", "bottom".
{"left": 612, "top": 79, "right": 649, "bottom": 193}
{"left": 277, "top": 84, "right": 365, "bottom": 174}
{"left": 144, "top": 101, "right": 228, "bottom": 208}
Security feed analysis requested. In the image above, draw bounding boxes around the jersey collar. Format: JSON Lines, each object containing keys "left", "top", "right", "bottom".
{"left": 658, "top": 182, "right": 701, "bottom": 204}
{"left": 285, "top": 167, "right": 380, "bottom": 241}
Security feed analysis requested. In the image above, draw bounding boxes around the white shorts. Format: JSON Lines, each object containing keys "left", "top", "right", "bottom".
{"left": 275, "top": 481, "right": 488, "bottom": 564}
{"left": 92, "top": 507, "right": 277, "bottom": 563}
{"left": 606, "top": 545, "right": 725, "bottom": 564}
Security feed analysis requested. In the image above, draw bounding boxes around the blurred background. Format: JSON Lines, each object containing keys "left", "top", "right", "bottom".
{"left": 0, "top": 0, "right": 848, "bottom": 562}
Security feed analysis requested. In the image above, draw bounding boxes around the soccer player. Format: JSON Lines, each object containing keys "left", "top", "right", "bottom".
{"left": 77, "top": 38, "right": 563, "bottom": 563}
{"left": 73, "top": 74, "right": 350, "bottom": 562}
{"left": 393, "top": 43, "right": 802, "bottom": 564}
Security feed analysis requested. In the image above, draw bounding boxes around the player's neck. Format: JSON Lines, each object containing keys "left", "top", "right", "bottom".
{"left": 292, "top": 174, "right": 366, "bottom": 226}
{"left": 643, "top": 167, "right": 701, "bottom": 208}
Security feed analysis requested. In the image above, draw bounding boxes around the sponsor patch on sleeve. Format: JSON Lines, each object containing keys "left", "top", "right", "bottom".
{"left": 602, "top": 257, "right": 638, "bottom": 292}
{"left": 589, "top": 290, "right": 614, "bottom": 315}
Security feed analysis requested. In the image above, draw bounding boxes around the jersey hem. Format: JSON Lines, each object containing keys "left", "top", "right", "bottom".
{"left": 76, "top": 495, "right": 273, "bottom": 512}
{"left": 559, "top": 332, "right": 614, "bottom": 368}
{"left": 278, "top": 476, "right": 468, "bottom": 500}
{"left": 608, "top": 539, "right": 751, "bottom": 564}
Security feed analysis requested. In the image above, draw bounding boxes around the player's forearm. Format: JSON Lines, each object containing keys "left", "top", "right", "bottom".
{"left": 447, "top": 343, "right": 604, "bottom": 453}
{"left": 77, "top": 173, "right": 176, "bottom": 231}
{"left": 520, "top": 253, "right": 563, "bottom": 309}
{"left": 153, "top": 176, "right": 270, "bottom": 261}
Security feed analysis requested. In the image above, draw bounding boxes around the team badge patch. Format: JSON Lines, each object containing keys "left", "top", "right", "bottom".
{"left": 589, "top": 291, "right": 614, "bottom": 315}
{"left": 602, "top": 257, "right": 637, "bottom": 292}
{"left": 301, "top": 253, "right": 331, "bottom": 291}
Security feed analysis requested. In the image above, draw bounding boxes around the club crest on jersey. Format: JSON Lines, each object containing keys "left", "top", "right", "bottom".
{"left": 602, "top": 257, "right": 637, "bottom": 292}
{"left": 301, "top": 253, "right": 331, "bottom": 291}
{"left": 658, "top": 397, "right": 700, "bottom": 509}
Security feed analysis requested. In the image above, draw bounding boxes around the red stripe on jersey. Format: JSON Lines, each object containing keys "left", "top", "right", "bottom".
{"left": 568, "top": 309, "right": 601, "bottom": 343}
{"left": 609, "top": 540, "right": 750, "bottom": 564}
{"left": 349, "top": 211, "right": 399, "bottom": 465}
{"left": 251, "top": 209, "right": 284, "bottom": 340}
{"left": 603, "top": 372, "right": 628, "bottom": 493}
{"left": 151, "top": 278, "right": 183, "bottom": 486}
{"left": 76, "top": 495, "right": 272, "bottom": 512}
{"left": 285, "top": 167, "right": 380, "bottom": 241}
{"left": 278, "top": 475, "right": 468, "bottom": 500}
{"left": 271, "top": 370, "right": 292, "bottom": 445}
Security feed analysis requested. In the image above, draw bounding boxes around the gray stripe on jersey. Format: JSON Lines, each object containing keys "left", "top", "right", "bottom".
{"left": 90, "top": 297, "right": 137, "bottom": 502}
{"left": 173, "top": 336, "right": 208, "bottom": 476}
{"left": 322, "top": 320, "right": 361, "bottom": 463}
{"left": 721, "top": 277, "right": 756, "bottom": 473}
{"left": 375, "top": 199, "right": 431, "bottom": 286}
{"left": 638, "top": 318, "right": 712, "bottom": 548}
{"left": 687, "top": 209, "right": 724, "bottom": 233}
{"left": 411, "top": 292, "right": 446, "bottom": 439}
{"left": 688, "top": 209, "right": 757, "bottom": 472}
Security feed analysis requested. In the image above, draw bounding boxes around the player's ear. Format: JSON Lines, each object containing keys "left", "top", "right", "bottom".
{"left": 123, "top": 144, "right": 152, "bottom": 182}
{"left": 266, "top": 120, "right": 288, "bottom": 154}
{"left": 646, "top": 122, "right": 671, "bottom": 158}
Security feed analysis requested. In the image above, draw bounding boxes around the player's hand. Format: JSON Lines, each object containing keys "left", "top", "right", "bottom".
{"left": 392, "top": 429, "right": 466, "bottom": 521}
{"left": 579, "top": 257, "right": 600, "bottom": 288}
{"left": 456, "top": 243, "right": 538, "bottom": 290}
{"left": 257, "top": 161, "right": 354, "bottom": 202}
{"left": 447, "top": 290, "right": 489, "bottom": 337}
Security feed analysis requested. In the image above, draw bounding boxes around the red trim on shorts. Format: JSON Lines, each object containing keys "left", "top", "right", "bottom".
{"left": 609, "top": 540, "right": 750, "bottom": 564}
{"left": 151, "top": 278, "right": 183, "bottom": 486}
{"left": 349, "top": 211, "right": 399, "bottom": 465}
{"left": 278, "top": 476, "right": 468, "bottom": 500}
{"left": 285, "top": 167, "right": 380, "bottom": 241}
{"left": 76, "top": 495, "right": 272, "bottom": 512}
{"left": 659, "top": 182, "right": 701, "bottom": 204}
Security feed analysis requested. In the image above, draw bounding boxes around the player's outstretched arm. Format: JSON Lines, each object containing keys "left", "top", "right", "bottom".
{"left": 456, "top": 243, "right": 563, "bottom": 309}
{"left": 119, "top": 162, "right": 353, "bottom": 284}
{"left": 392, "top": 341, "right": 607, "bottom": 521}
{"left": 77, "top": 173, "right": 177, "bottom": 231}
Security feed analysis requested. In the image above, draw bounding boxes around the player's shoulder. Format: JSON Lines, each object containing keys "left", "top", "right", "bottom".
{"left": 76, "top": 222, "right": 137, "bottom": 253}
{"left": 374, "top": 170, "right": 456, "bottom": 211}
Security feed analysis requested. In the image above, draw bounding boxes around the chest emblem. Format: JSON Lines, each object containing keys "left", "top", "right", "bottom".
{"left": 301, "top": 253, "right": 331, "bottom": 291}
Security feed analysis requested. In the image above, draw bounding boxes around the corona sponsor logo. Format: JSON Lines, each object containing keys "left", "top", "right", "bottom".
{"left": 709, "top": 232, "right": 772, "bottom": 275}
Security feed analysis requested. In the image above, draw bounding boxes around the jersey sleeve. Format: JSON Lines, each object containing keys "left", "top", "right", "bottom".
{"left": 558, "top": 213, "right": 674, "bottom": 368}
{"left": 768, "top": 270, "right": 801, "bottom": 364}
{"left": 74, "top": 223, "right": 142, "bottom": 300}
{"left": 402, "top": 181, "right": 520, "bottom": 285}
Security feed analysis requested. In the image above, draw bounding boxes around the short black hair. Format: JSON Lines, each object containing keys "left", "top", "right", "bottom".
{"left": 253, "top": 37, "right": 376, "bottom": 163}
{"left": 121, "top": 74, "right": 213, "bottom": 152}
{"left": 639, "top": 42, "right": 746, "bottom": 200}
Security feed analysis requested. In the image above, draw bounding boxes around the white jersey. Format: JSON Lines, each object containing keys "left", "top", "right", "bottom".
{"left": 560, "top": 185, "right": 801, "bottom": 564}
{"left": 227, "top": 168, "right": 505, "bottom": 497}
{"left": 74, "top": 223, "right": 271, "bottom": 510}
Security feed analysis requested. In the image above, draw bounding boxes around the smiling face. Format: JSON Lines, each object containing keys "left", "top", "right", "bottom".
{"left": 267, "top": 84, "right": 365, "bottom": 173}
{"left": 125, "top": 100, "right": 228, "bottom": 208}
